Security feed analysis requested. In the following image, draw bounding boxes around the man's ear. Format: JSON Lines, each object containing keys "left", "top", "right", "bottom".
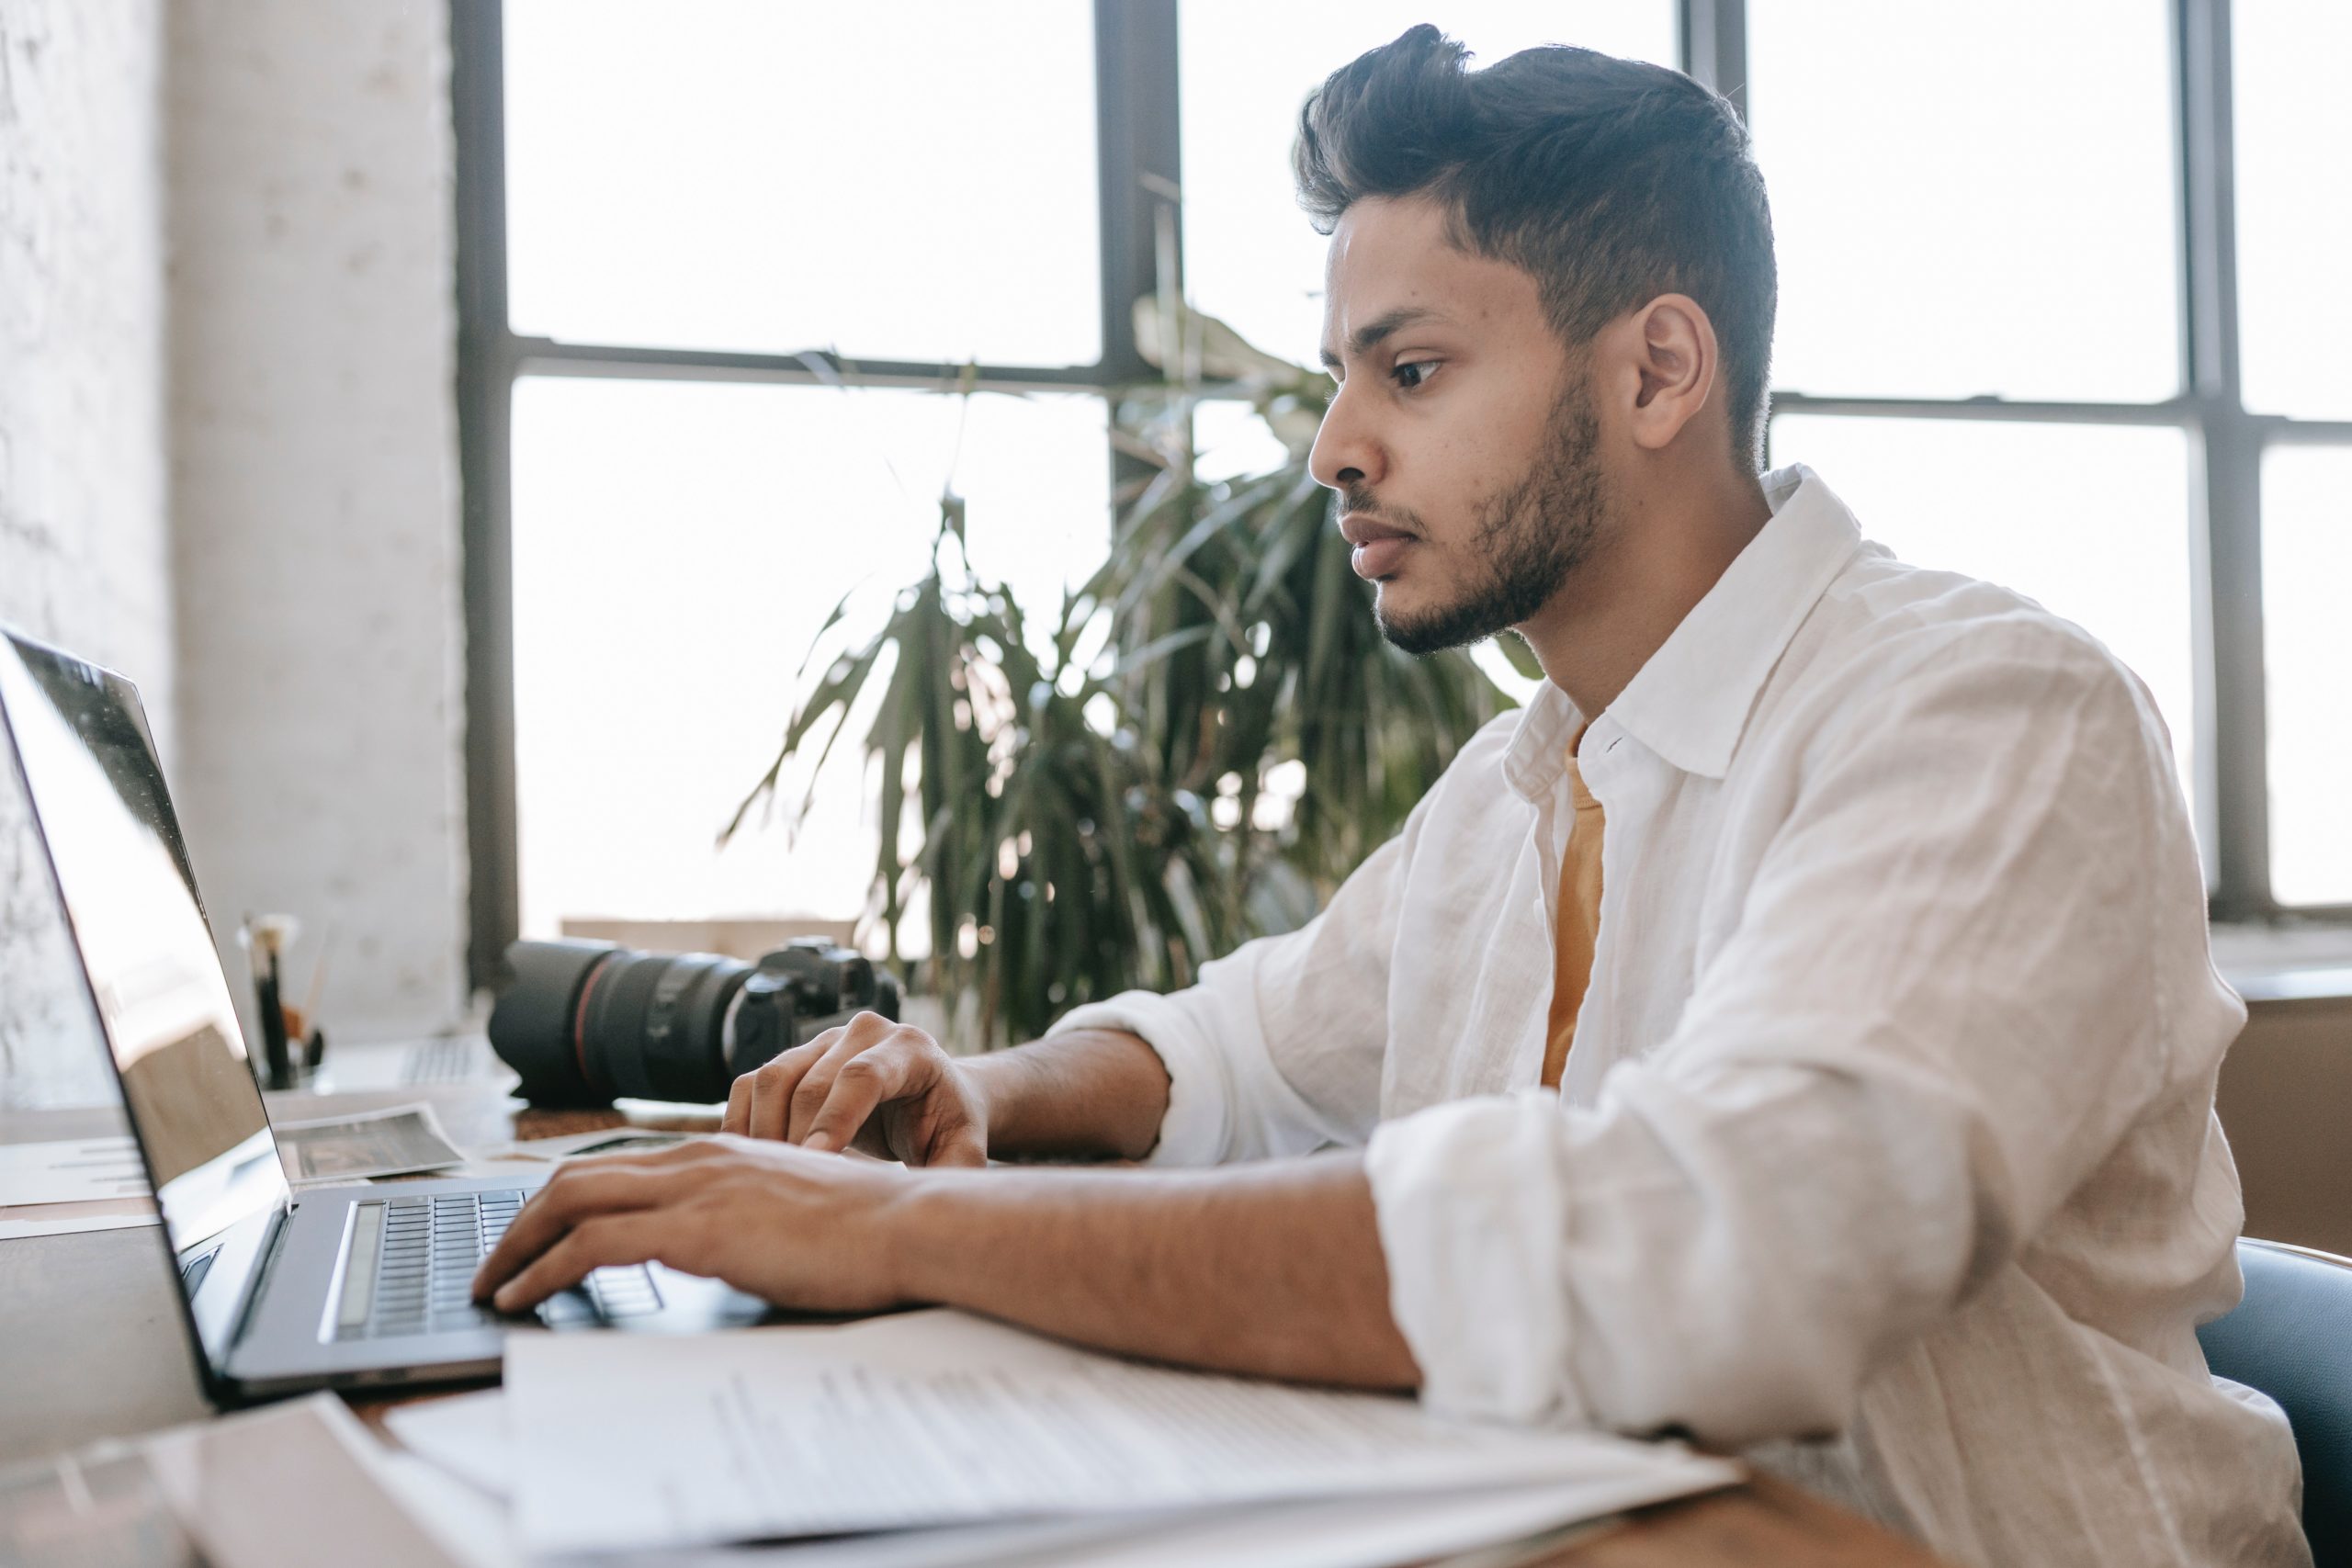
{"left": 1621, "top": 294, "right": 1720, "bottom": 452}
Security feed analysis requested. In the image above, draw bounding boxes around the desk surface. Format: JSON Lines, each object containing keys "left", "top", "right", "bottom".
{"left": 0, "top": 1084, "right": 1949, "bottom": 1567}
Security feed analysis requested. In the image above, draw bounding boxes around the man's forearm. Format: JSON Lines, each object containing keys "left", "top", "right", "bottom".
{"left": 881, "top": 1151, "right": 1421, "bottom": 1390}
{"left": 964, "top": 1028, "right": 1170, "bottom": 1162}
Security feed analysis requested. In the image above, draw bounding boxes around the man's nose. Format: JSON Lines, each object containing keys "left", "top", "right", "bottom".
{"left": 1307, "top": 386, "right": 1384, "bottom": 492}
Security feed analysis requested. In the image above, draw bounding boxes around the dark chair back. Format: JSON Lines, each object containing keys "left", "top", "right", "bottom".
{"left": 2199, "top": 1237, "right": 2352, "bottom": 1565}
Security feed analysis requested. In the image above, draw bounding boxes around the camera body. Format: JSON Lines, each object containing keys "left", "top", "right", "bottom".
{"left": 487, "top": 935, "right": 900, "bottom": 1108}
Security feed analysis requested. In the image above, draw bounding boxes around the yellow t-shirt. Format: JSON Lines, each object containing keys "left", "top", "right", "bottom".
{"left": 1542, "top": 740, "right": 1604, "bottom": 1089}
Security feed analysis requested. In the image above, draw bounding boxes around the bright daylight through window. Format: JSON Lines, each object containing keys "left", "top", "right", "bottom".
{"left": 503, "top": 0, "right": 1100, "bottom": 365}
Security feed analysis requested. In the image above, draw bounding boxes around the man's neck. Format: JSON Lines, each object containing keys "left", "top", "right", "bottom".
{"left": 1518, "top": 467, "right": 1773, "bottom": 718}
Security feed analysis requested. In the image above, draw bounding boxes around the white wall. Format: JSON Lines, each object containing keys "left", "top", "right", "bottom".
{"left": 0, "top": 0, "right": 171, "bottom": 703}
{"left": 0, "top": 0, "right": 170, "bottom": 1109}
{"left": 165, "top": 0, "right": 470, "bottom": 1044}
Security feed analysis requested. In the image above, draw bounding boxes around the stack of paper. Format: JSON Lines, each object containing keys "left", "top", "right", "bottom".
{"left": 0, "top": 1134, "right": 158, "bottom": 1238}
{"left": 381, "top": 1308, "right": 1737, "bottom": 1566}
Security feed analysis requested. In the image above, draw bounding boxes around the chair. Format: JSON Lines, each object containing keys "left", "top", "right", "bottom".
{"left": 2199, "top": 1237, "right": 2352, "bottom": 1565}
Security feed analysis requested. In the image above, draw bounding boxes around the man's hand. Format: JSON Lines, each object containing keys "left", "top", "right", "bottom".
{"left": 470, "top": 1135, "right": 914, "bottom": 1314}
{"left": 470, "top": 1134, "right": 1420, "bottom": 1393}
{"left": 721, "top": 1012, "right": 987, "bottom": 1167}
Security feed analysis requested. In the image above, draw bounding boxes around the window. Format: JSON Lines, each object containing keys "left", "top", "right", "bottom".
{"left": 457, "top": 0, "right": 2350, "bottom": 985}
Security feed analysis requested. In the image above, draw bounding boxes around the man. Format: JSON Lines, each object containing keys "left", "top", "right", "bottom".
{"left": 477, "top": 28, "right": 2306, "bottom": 1566}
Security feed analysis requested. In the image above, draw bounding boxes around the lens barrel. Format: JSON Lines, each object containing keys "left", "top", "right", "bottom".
{"left": 486, "top": 939, "right": 610, "bottom": 1105}
{"left": 488, "top": 939, "right": 752, "bottom": 1107}
{"left": 575, "top": 948, "right": 748, "bottom": 1104}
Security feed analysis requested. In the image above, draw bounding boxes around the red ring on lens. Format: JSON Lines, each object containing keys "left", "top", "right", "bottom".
{"left": 571, "top": 953, "right": 616, "bottom": 1093}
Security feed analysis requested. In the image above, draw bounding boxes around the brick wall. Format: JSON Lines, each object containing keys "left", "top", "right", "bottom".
{"left": 0, "top": 0, "right": 168, "bottom": 1108}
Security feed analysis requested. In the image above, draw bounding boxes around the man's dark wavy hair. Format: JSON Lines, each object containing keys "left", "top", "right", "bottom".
{"left": 1294, "top": 27, "right": 1776, "bottom": 469}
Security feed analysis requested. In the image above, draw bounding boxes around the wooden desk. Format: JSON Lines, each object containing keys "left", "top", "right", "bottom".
{"left": 0, "top": 1085, "right": 1950, "bottom": 1566}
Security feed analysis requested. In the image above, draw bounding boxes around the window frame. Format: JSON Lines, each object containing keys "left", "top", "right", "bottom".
{"left": 452, "top": 0, "right": 2351, "bottom": 987}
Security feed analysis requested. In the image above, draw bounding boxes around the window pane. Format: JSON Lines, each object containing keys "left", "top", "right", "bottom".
{"left": 2263, "top": 446, "right": 2352, "bottom": 906}
{"left": 1770, "top": 416, "right": 2197, "bottom": 805}
{"left": 1191, "top": 398, "right": 1292, "bottom": 485}
{"left": 1178, "top": 3, "right": 1678, "bottom": 373}
{"left": 510, "top": 378, "right": 1110, "bottom": 940}
{"left": 2235, "top": 3, "right": 2352, "bottom": 420}
{"left": 503, "top": 1, "right": 1101, "bottom": 366}
{"left": 1749, "top": 1, "right": 2178, "bottom": 401}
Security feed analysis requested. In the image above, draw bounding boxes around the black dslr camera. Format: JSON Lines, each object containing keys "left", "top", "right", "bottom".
{"left": 486, "top": 936, "right": 899, "bottom": 1108}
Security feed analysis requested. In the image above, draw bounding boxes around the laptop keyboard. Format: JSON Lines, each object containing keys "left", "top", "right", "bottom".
{"left": 400, "top": 1034, "right": 499, "bottom": 1084}
{"left": 332, "top": 1190, "right": 662, "bottom": 1340}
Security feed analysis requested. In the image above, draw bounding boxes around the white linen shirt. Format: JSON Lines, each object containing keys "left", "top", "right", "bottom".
{"left": 1049, "top": 465, "right": 2308, "bottom": 1567}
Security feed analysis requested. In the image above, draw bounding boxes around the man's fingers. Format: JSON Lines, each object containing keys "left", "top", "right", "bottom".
{"left": 799, "top": 1042, "right": 926, "bottom": 1153}
{"left": 721, "top": 1071, "right": 753, "bottom": 1135}
{"left": 490, "top": 1211, "right": 681, "bottom": 1312}
{"left": 471, "top": 1163, "right": 695, "bottom": 1301}
{"left": 745, "top": 1037, "right": 831, "bottom": 1143}
{"left": 786, "top": 1014, "right": 898, "bottom": 1145}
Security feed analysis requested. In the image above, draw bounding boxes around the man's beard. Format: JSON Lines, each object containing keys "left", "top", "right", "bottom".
{"left": 1371, "top": 371, "right": 1605, "bottom": 657}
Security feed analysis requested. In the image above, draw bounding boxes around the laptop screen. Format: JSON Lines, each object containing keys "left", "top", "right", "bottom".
{"left": 0, "top": 631, "right": 288, "bottom": 1283}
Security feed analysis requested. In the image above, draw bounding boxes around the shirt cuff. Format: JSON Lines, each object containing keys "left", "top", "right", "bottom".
{"left": 1046, "top": 992, "right": 1228, "bottom": 1166}
{"left": 1365, "top": 1092, "right": 1583, "bottom": 1427}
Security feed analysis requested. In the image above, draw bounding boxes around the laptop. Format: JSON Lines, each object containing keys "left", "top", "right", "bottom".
{"left": 0, "top": 626, "right": 777, "bottom": 1405}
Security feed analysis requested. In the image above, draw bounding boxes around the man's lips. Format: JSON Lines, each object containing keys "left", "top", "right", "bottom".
{"left": 1340, "top": 513, "right": 1418, "bottom": 581}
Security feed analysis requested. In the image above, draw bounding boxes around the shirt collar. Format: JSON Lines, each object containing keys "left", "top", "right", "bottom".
{"left": 1501, "top": 464, "right": 1862, "bottom": 797}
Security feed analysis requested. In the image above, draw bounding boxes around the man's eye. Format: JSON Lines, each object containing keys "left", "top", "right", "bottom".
{"left": 1392, "top": 360, "right": 1437, "bottom": 390}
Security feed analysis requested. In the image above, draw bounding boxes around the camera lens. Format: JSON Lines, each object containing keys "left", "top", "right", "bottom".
{"left": 575, "top": 948, "right": 748, "bottom": 1104}
{"left": 488, "top": 939, "right": 751, "bottom": 1107}
{"left": 486, "top": 940, "right": 608, "bottom": 1105}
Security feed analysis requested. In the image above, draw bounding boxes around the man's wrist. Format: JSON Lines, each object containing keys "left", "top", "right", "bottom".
{"left": 953, "top": 1054, "right": 1007, "bottom": 1146}
{"left": 878, "top": 1168, "right": 971, "bottom": 1307}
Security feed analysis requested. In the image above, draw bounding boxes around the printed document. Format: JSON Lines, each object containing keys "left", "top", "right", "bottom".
{"left": 0, "top": 1134, "right": 158, "bottom": 1237}
{"left": 506, "top": 1307, "right": 1738, "bottom": 1554}
{"left": 0, "top": 1134, "right": 146, "bottom": 1206}
{"left": 272, "top": 1102, "right": 466, "bottom": 1185}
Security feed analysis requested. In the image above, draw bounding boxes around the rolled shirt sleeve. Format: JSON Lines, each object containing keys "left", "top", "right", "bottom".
{"left": 1048, "top": 826, "right": 1412, "bottom": 1166}
{"left": 1046, "top": 740, "right": 1483, "bottom": 1166}
{"left": 1369, "top": 626, "right": 2231, "bottom": 1444}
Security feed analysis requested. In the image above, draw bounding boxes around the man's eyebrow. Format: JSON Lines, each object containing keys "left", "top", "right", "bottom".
{"left": 1317, "top": 307, "right": 1450, "bottom": 373}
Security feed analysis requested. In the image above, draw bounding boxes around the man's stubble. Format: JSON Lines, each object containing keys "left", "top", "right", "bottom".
{"left": 1373, "top": 367, "right": 1606, "bottom": 658}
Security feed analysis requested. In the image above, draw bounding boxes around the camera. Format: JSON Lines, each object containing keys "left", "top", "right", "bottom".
{"left": 486, "top": 936, "right": 900, "bottom": 1108}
